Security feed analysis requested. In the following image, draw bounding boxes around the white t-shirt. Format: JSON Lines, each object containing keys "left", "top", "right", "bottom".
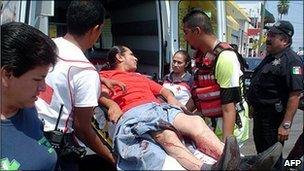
{"left": 162, "top": 72, "right": 193, "bottom": 105}
{"left": 36, "top": 37, "right": 101, "bottom": 133}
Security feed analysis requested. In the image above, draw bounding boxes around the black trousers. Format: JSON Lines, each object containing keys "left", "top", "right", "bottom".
{"left": 57, "top": 158, "right": 79, "bottom": 171}
{"left": 287, "top": 130, "right": 304, "bottom": 160}
{"left": 253, "top": 107, "right": 285, "bottom": 170}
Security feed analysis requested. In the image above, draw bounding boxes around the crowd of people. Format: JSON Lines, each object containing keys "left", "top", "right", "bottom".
{"left": 1, "top": 1, "right": 303, "bottom": 171}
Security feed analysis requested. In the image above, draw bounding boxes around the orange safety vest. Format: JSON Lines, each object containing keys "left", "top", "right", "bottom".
{"left": 192, "top": 43, "right": 238, "bottom": 118}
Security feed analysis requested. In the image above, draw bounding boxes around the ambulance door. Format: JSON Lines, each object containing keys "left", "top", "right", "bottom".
{"left": 107, "top": 0, "right": 162, "bottom": 76}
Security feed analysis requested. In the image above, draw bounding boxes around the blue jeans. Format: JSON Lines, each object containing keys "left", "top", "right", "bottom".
{"left": 114, "top": 102, "right": 182, "bottom": 170}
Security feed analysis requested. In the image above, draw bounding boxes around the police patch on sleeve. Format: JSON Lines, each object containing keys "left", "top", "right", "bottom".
{"left": 292, "top": 66, "right": 302, "bottom": 75}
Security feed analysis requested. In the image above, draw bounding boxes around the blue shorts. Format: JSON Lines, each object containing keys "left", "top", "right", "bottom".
{"left": 121, "top": 102, "right": 182, "bottom": 125}
{"left": 114, "top": 102, "right": 183, "bottom": 170}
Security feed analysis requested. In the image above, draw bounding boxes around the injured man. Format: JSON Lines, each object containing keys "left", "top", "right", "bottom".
{"left": 98, "top": 45, "right": 282, "bottom": 170}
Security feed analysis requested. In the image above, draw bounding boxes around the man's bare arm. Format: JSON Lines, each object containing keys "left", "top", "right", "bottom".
{"left": 159, "top": 87, "right": 184, "bottom": 108}
{"left": 73, "top": 107, "right": 116, "bottom": 164}
{"left": 221, "top": 102, "right": 237, "bottom": 141}
{"left": 99, "top": 92, "right": 123, "bottom": 124}
{"left": 100, "top": 77, "right": 126, "bottom": 95}
{"left": 278, "top": 91, "right": 301, "bottom": 142}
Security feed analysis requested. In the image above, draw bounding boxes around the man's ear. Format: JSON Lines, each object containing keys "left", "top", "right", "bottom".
{"left": 115, "top": 53, "right": 124, "bottom": 63}
{"left": 194, "top": 26, "right": 202, "bottom": 35}
{"left": 1, "top": 68, "right": 12, "bottom": 87}
{"left": 93, "top": 24, "right": 103, "bottom": 33}
{"left": 282, "top": 39, "right": 289, "bottom": 47}
{"left": 88, "top": 24, "right": 103, "bottom": 37}
{"left": 280, "top": 36, "right": 290, "bottom": 46}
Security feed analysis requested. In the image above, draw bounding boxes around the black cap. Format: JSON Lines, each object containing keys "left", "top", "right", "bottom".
{"left": 267, "top": 20, "right": 294, "bottom": 37}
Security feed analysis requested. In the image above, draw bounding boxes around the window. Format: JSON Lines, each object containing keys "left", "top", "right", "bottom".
{"left": 94, "top": 18, "right": 113, "bottom": 50}
{"left": 249, "top": 38, "right": 254, "bottom": 43}
{"left": 178, "top": 1, "right": 218, "bottom": 51}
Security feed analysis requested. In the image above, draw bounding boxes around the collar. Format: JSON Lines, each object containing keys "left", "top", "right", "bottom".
{"left": 212, "top": 40, "right": 221, "bottom": 52}
{"left": 54, "top": 37, "right": 89, "bottom": 62}
{"left": 166, "top": 71, "right": 192, "bottom": 83}
{"left": 1, "top": 109, "right": 22, "bottom": 123}
{"left": 273, "top": 47, "right": 290, "bottom": 59}
{"left": 266, "top": 47, "right": 289, "bottom": 61}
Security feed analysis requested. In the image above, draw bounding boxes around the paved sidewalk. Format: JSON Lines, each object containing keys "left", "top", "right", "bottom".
{"left": 240, "top": 109, "right": 303, "bottom": 158}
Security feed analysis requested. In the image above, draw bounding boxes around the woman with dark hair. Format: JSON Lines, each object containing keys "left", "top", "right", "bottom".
{"left": 1, "top": 22, "right": 58, "bottom": 170}
{"left": 163, "top": 50, "right": 194, "bottom": 106}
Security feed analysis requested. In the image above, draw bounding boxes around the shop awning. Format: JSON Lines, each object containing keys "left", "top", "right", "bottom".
{"left": 227, "top": 1, "right": 250, "bottom": 22}
{"left": 247, "top": 28, "right": 260, "bottom": 36}
{"left": 227, "top": 15, "right": 240, "bottom": 30}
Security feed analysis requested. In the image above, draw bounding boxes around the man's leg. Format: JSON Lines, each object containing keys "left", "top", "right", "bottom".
{"left": 152, "top": 130, "right": 240, "bottom": 171}
{"left": 253, "top": 110, "right": 284, "bottom": 170}
{"left": 253, "top": 111, "right": 281, "bottom": 153}
{"left": 172, "top": 113, "right": 224, "bottom": 160}
{"left": 170, "top": 111, "right": 282, "bottom": 170}
{"left": 152, "top": 129, "right": 203, "bottom": 170}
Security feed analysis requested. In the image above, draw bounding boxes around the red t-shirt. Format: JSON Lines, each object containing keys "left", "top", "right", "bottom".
{"left": 100, "top": 70, "right": 162, "bottom": 112}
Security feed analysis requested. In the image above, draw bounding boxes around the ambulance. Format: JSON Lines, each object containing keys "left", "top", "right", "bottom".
{"left": 1, "top": 0, "right": 228, "bottom": 78}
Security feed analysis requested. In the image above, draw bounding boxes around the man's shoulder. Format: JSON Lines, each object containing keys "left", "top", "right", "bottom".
{"left": 99, "top": 70, "right": 128, "bottom": 78}
{"left": 53, "top": 37, "right": 87, "bottom": 61}
{"left": 283, "top": 48, "right": 303, "bottom": 64}
{"left": 52, "top": 37, "right": 67, "bottom": 47}
{"left": 217, "top": 50, "right": 239, "bottom": 65}
{"left": 21, "top": 107, "right": 42, "bottom": 129}
{"left": 219, "top": 49, "right": 238, "bottom": 56}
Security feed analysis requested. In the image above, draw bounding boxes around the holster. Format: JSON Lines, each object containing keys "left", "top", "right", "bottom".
{"left": 44, "top": 131, "right": 86, "bottom": 161}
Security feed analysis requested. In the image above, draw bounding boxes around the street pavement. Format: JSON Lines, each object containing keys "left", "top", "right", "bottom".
{"left": 240, "top": 109, "right": 303, "bottom": 158}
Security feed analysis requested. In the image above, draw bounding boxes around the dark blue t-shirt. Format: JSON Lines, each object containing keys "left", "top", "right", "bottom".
{"left": 0, "top": 107, "right": 57, "bottom": 170}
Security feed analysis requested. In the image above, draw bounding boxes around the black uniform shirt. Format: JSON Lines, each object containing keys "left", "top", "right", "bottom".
{"left": 248, "top": 47, "right": 303, "bottom": 106}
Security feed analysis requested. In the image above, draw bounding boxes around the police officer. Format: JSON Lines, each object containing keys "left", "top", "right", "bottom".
{"left": 248, "top": 20, "right": 303, "bottom": 169}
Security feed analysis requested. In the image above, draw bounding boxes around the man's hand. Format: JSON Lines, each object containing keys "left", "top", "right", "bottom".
{"left": 108, "top": 102, "right": 123, "bottom": 124}
{"left": 168, "top": 99, "right": 184, "bottom": 108}
{"left": 101, "top": 77, "right": 126, "bottom": 95}
{"left": 278, "top": 125, "right": 291, "bottom": 142}
{"left": 99, "top": 92, "right": 123, "bottom": 124}
{"left": 160, "top": 87, "right": 183, "bottom": 108}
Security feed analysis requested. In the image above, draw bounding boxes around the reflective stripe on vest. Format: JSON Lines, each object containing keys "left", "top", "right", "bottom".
{"left": 194, "top": 85, "right": 221, "bottom": 101}
{"left": 192, "top": 49, "right": 222, "bottom": 118}
{"left": 195, "top": 97, "right": 222, "bottom": 117}
{"left": 197, "top": 91, "right": 220, "bottom": 101}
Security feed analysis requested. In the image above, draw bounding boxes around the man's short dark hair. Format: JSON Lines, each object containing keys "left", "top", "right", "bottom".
{"left": 107, "top": 45, "right": 128, "bottom": 69}
{"left": 67, "top": 1, "right": 105, "bottom": 36}
{"left": 1, "top": 22, "right": 57, "bottom": 77}
{"left": 183, "top": 8, "right": 213, "bottom": 35}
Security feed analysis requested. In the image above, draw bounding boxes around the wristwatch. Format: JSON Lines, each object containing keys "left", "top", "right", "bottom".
{"left": 282, "top": 122, "right": 292, "bottom": 129}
